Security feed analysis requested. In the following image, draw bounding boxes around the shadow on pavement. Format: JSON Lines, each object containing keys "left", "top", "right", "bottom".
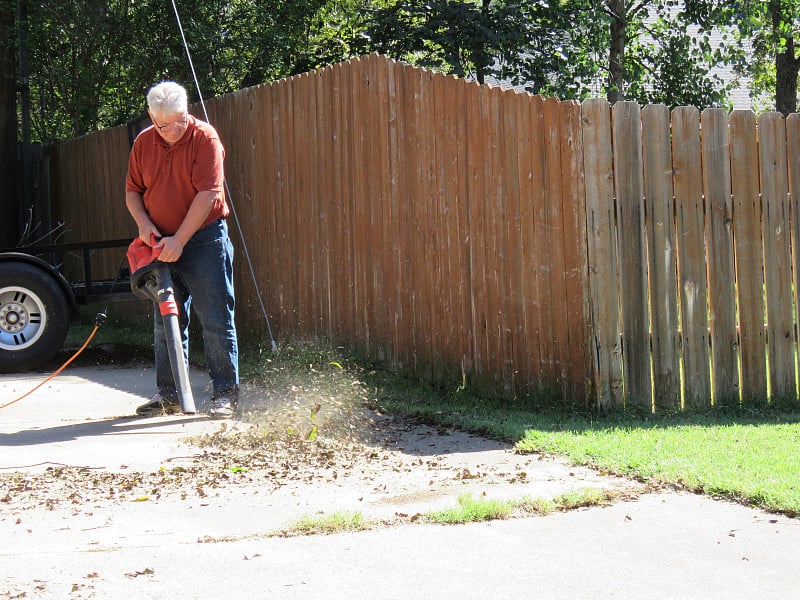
{"left": 0, "top": 415, "right": 205, "bottom": 447}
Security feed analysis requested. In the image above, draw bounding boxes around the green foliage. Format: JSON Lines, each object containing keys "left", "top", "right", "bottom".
{"left": 625, "top": 1, "right": 737, "bottom": 108}
{"left": 17, "top": 0, "right": 369, "bottom": 142}
{"left": 291, "top": 511, "right": 369, "bottom": 534}
{"left": 10, "top": 0, "right": 796, "bottom": 142}
{"left": 22, "top": 1, "right": 140, "bottom": 140}
{"left": 363, "top": 0, "right": 739, "bottom": 107}
{"left": 499, "top": 1, "right": 607, "bottom": 98}
{"left": 730, "top": 0, "right": 800, "bottom": 114}
{"left": 424, "top": 493, "right": 515, "bottom": 524}
{"left": 423, "top": 488, "right": 613, "bottom": 523}
{"left": 362, "top": 0, "right": 529, "bottom": 83}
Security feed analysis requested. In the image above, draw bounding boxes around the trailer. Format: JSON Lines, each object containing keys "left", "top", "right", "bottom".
{"left": 0, "top": 239, "right": 134, "bottom": 373}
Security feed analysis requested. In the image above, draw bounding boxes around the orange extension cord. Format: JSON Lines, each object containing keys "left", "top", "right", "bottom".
{"left": 0, "top": 316, "right": 103, "bottom": 411}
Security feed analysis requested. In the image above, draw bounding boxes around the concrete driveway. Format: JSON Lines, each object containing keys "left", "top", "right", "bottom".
{"left": 1, "top": 365, "right": 799, "bottom": 599}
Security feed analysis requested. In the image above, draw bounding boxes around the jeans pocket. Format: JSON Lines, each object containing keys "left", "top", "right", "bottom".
{"left": 188, "top": 218, "right": 227, "bottom": 247}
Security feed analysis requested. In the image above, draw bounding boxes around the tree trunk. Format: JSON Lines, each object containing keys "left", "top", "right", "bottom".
{"left": 471, "top": 0, "right": 491, "bottom": 85}
{"left": 771, "top": 1, "right": 799, "bottom": 115}
{"left": 0, "top": 2, "right": 17, "bottom": 246}
{"left": 607, "top": 0, "right": 626, "bottom": 104}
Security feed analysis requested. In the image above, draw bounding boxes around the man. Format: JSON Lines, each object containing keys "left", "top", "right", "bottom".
{"left": 125, "top": 81, "right": 239, "bottom": 418}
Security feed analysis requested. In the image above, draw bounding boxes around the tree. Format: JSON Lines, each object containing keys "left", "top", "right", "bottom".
{"left": 732, "top": 0, "right": 799, "bottom": 114}
{"left": 557, "top": 0, "right": 735, "bottom": 107}
{"left": 19, "top": 0, "right": 369, "bottom": 141}
{"left": 362, "top": 0, "right": 530, "bottom": 84}
{"left": 362, "top": 0, "right": 736, "bottom": 108}
{"left": 21, "top": 1, "right": 143, "bottom": 140}
{"left": 16, "top": 0, "right": 773, "bottom": 144}
{"left": 612, "top": 0, "right": 737, "bottom": 108}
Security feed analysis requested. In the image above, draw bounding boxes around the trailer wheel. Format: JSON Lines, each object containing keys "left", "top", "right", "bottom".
{"left": 0, "top": 261, "right": 71, "bottom": 373}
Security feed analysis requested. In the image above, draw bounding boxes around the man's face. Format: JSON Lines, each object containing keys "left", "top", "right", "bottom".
{"left": 149, "top": 110, "right": 189, "bottom": 145}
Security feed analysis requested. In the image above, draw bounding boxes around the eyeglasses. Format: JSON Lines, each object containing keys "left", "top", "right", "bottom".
{"left": 154, "top": 116, "right": 188, "bottom": 131}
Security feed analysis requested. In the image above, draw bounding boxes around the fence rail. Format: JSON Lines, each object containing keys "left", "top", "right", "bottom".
{"left": 47, "top": 54, "right": 800, "bottom": 411}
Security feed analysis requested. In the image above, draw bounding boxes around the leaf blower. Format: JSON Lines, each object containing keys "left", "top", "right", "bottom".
{"left": 127, "top": 235, "right": 196, "bottom": 415}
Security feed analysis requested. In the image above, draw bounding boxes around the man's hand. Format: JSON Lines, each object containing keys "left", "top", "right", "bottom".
{"left": 154, "top": 235, "right": 185, "bottom": 262}
{"left": 139, "top": 223, "right": 162, "bottom": 246}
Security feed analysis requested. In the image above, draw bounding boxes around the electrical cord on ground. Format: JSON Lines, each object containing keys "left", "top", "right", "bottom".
{"left": 1, "top": 252, "right": 132, "bottom": 406}
{"left": 0, "top": 311, "right": 106, "bottom": 411}
{"left": 170, "top": 0, "right": 279, "bottom": 353}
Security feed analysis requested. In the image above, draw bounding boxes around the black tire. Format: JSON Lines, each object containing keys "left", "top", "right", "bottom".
{"left": 0, "top": 261, "right": 71, "bottom": 373}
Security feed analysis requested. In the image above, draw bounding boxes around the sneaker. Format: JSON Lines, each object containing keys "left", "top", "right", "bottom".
{"left": 209, "top": 392, "right": 238, "bottom": 419}
{"left": 136, "top": 393, "right": 180, "bottom": 417}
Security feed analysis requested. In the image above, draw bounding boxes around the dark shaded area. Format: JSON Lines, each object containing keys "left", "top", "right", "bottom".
{"left": 41, "top": 343, "right": 152, "bottom": 371}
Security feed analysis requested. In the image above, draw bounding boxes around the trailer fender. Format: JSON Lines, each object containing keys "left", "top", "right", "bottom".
{"left": 0, "top": 252, "right": 77, "bottom": 309}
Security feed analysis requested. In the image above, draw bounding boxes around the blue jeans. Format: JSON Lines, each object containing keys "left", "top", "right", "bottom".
{"left": 153, "top": 218, "right": 238, "bottom": 399}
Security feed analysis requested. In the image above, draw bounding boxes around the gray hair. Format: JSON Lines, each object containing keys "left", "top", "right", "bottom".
{"left": 147, "top": 81, "right": 188, "bottom": 115}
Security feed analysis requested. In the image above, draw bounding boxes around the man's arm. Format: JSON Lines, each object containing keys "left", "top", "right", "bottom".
{"left": 125, "top": 191, "right": 162, "bottom": 244}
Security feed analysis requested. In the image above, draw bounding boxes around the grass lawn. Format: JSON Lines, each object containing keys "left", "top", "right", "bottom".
{"left": 515, "top": 414, "right": 800, "bottom": 515}
{"left": 351, "top": 350, "right": 800, "bottom": 517}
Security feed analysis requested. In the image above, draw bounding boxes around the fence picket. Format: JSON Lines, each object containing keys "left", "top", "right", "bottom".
{"left": 250, "top": 82, "right": 278, "bottom": 337}
{"left": 702, "top": 109, "right": 739, "bottom": 405}
{"left": 543, "top": 98, "right": 570, "bottom": 397}
{"left": 369, "top": 55, "right": 393, "bottom": 363}
{"left": 230, "top": 88, "right": 270, "bottom": 334}
{"left": 274, "top": 76, "right": 295, "bottom": 333}
{"left": 407, "top": 66, "right": 433, "bottom": 378}
{"left": 444, "top": 70, "right": 472, "bottom": 377}
{"left": 296, "top": 73, "right": 315, "bottom": 334}
{"left": 520, "top": 94, "right": 544, "bottom": 391}
{"left": 336, "top": 62, "right": 356, "bottom": 345}
{"left": 430, "top": 70, "right": 449, "bottom": 378}
{"left": 581, "top": 99, "right": 623, "bottom": 409}
{"left": 613, "top": 101, "right": 651, "bottom": 407}
{"left": 307, "top": 69, "right": 325, "bottom": 338}
{"left": 524, "top": 95, "right": 546, "bottom": 387}
{"left": 759, "top": 112, "right": 796, "bottom": 400}
{"left": 534, "top": 97, "right": 556, "bottom": 386}
{"left": 501, "top": 89, "right": 524, "bottom": 393}
{"left": 388, "top": 62, "right": 413, "bottom": 368}
{"left": 485, "top": 85, "right": 507, "bottom": 387}
{"left": 642, "top": 104, "right": 680, "bottom": 409}
{"left": 789, "top": 114, "right": 800, "bottom": 384}
{"left": 465, "top": 79, "right": 488, "bottom": 381}
{"left": 315, "top": 67, "right": 334, "bottom": 340}
{"left": 729, "top": 111, "right": 767, "bottom": 403}
{"left": 672, "top": 106, "right": 711, "bottom": 408}
{"left": 559, "top": 100, "right": 590, "bottom": 402}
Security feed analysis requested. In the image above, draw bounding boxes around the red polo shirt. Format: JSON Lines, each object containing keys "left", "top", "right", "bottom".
{"left": 126, "top": 115, "right": 229, "bottom": 235}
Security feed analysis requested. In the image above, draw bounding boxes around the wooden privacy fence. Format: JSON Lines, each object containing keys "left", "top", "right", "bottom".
{"left": 48, "top": 54, "right": 800, "bottom": 411}
{"left": 586, "top": 101, "right": 800, "bottom": 410}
